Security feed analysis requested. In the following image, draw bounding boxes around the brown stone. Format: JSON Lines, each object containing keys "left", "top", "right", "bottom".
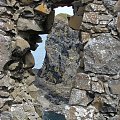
{"left": 24, "top": 51, "right": 35, "bottom": 69}
{"left": 15, "top": 36, "right": 30, "bottom": 52}
{"left": 34, "top": 1, "right": 51, "bottom": 14}
{"left": 17, "top": 18, "right": 43, "bottom": 31}
{"left": 68, "top": 15, "right": 83, "bottom": 30}
{"left": 81, "top": 32, "right": 91, "bottom": 43}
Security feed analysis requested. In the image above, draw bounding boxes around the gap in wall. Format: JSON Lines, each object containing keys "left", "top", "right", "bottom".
{"left": 32, "top": 7, "right": 73, "bottom": 69}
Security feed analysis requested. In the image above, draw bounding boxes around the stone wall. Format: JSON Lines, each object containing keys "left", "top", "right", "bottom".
{"left": 0, "top": 0, "right": 120, "bottom": 119}
{"left": 39, "top": 0, "right": 120, "bottom": 119}
{"left": 65, "top": 0, "right": 120, "bottom": 119}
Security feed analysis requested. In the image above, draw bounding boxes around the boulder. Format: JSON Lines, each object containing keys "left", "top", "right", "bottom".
{"left": 84, "top": 34, "right": 120, "bottom": 75}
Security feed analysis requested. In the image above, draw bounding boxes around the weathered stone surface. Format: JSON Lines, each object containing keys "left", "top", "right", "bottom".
{"left": 73, "top": 73, "right": 91, "bottom": 90}
{"left": 92, "top": 81, "right": 105, "bottom": 93}
{"left": 65, "top": 105, "right": 99, "bottom": 120}
{"left": 0, "top": 34, "right": 11, "bottom": 71}
{"left": 86, "top": 3, "right": 106, "bottom": 12}
{"left": 17, "top": 18, "right": 43, "bottom": 31}
{"left": 114, "top": 0, "right": 120, "bottom": 12}
{"left": 108, "top": 79, "right": 120, "bottom": 94}
{"left": 0, "top": 112, "right": 13, "bottom": 120}
{"left": 0, "top": 91, "right": 9, "bottom": 98}
{"left": 83, "top": 12, "right": 99, "bottom": 24}
{"left": 39, "top": 13, "right": 80, "bottom": 84}
{"left": 102, "top": 0, "right": 117, "bottom": 13}
{"left": 84, "top": 34, "right": 120, "bottom": 75}
{"left": 14, "top": 36, "right": 30, "bottom": 52}
{"left": 117, "top": 13, "right": 120, "bottom": 33}
{"left": 69, "top": 88, "right": 92, "bottom": 106}
{"left": 24, "top": 51, "right": 35, "bottom": 69}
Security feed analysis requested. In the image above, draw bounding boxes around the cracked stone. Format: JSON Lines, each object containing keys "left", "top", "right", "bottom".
{"left": 69, "top": 88, "right": 92, "bottom": 106}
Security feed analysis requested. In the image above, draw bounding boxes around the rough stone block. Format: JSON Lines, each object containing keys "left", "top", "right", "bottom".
{"left": 74, "top": 73, "right": 91, "bottom": 90}
{"left": 69, "top": 88, "right": 92, "bottom": 106}
{"left": 0, "top": 34, "right": 11, "bottom": 71}
{"left": 83, "top": 12, "right": 99, "bottom": 24}
{"left": 84, "top": 34, "right": 120, "bottom": 75}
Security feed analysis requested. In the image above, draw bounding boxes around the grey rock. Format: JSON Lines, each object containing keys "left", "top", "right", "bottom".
{"left": 0, "top": 91, "right": 9, "bottom": 98}
{"left": 84, "top": 34, "right": 120, "bottom": 75}
{"left": 39, "top": 13, "right": 80, "bottom": 84}
{"left": 92, "top": 81, "right": 105, "bottom": 93}
{"left": 0, "top": 112, "right": 13, "bottom": 120}
{"left": 102, "top": 0, "right": 117, "bottom": 13}
{"left": 0, "top": 34, "right": 11, "bottom": 71}
{"left": 108, "top": 79, "right": 120, "bottom": 94}
{"left": 73, "top": 73, "right": 91, "bottom": 90}
{"left": 69, "top": 88, "right": 92, "bottom": 106}
{"left": 65, "top": 105, "right": 98, "bottom": 120}
{"left": 17, "top": 18, "right": 43, "bottom": 32}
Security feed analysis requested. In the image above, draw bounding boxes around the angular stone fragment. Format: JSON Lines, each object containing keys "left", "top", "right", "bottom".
{"left": 0, "top": 34, "right": 11, "bottom": 71}
{"left": 102, "top": 0, "right": 116, "bottom": 13}
{"left": 65, "top": 105, "right": 98, "bottom": 120}
{"left": 24, "top": 51, "right": 35, "bottom": 69}
{"left": 83, "top": 12, "right": 99, "bottom": 24}
{"left": 0, "top": 91, "right": 9, "bottom": 98}
{"left": 81, "top": 32, "right": 91, "bottom": 43}
{"left": 20, "top": 0, "right": 33, "bottom": 5}
{"left": 0, "top": 7, "right": 7, "bottom": 15}
{"left": 34, "top": 1, "right": 51, "bottom": 14}
{"left": 0, "top": 112, "right": 13, "bottom": 120}
{"left": 117, "top": 13, "right": 120, "bottom": 33}
{"left": 92, "top": 81, "right": 105, "bottom": 93}
{"left": 68, "top": 15, "right": 83, "bottom": 30}
{"left": 86, "top": 3, "right": 106, "bottom": 12}
{"left": 114, "top": 0, "right": 120, "bottom": 12}
{"left": 45, "top": 10, "right": 55, "bottom": 32}
{"left": 108, "top": 79, "right": 120, "bottom": 94}
{"left": 14, "top": 36, "right": 30, "bottom": 53}
{"left": 69, "top": 88, "right": 92, "bottom": 106}
{"left": 84, "top": 34, "right": 120, "bottom": 75}
{"left": 73, "top": 73, "right": 91, "bottom": 90}
{"left": 17, "top": 18, "right": 43, "bottom": 31}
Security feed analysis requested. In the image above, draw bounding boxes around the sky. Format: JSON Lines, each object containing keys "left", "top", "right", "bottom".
{"left": 32, "top": 7, "right": 73, "bottom": 69}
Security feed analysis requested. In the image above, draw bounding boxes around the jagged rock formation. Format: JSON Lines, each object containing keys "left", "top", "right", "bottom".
{"left": 1, "top": 0, "right": 120, "bottom": 119}
{"left": 39, "top": 13, "right": 80, "bottom": 84}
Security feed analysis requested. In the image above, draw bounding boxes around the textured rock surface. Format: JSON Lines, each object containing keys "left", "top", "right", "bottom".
{"left": 39, "top": 13, "right": 80, "bottom": 84}
{"left": 84, "top": 34, "right": 120, "bottom": 74}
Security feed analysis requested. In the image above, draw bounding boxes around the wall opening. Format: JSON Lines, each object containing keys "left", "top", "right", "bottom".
{"left": 32, "top": 6, "right": 73, "bottom": 69}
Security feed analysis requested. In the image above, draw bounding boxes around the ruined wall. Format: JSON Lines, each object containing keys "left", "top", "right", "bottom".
{"left": 0, "top": 0, "right": 45, "bottom": 119}
{"left": 0, "top": 0, "right": 120, "bottom": 119}
{"left": 39, "top": 0, "right": 120, "bottom": 119}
